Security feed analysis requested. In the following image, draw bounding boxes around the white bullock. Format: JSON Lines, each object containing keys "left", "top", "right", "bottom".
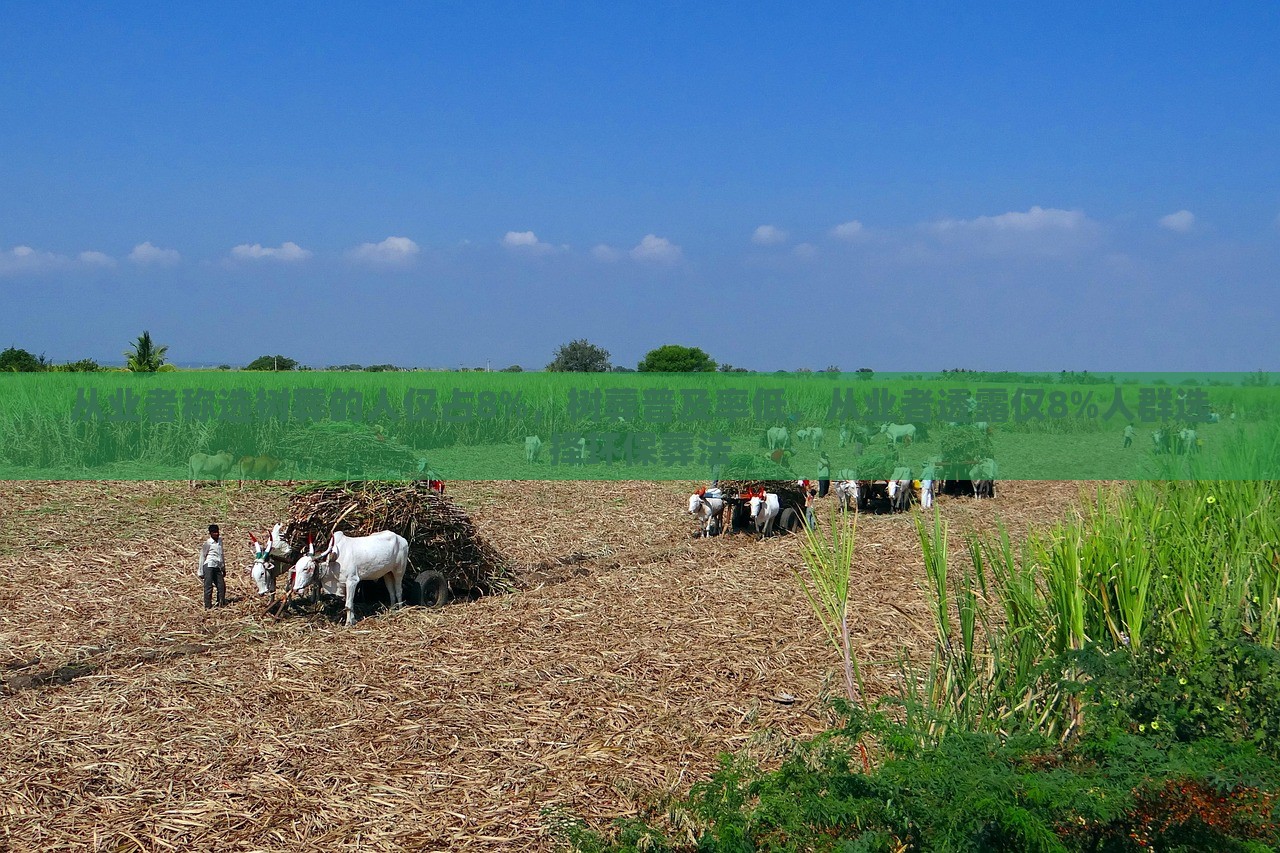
{"left": 879, "top": 423, "right": 916, "bottom": 446}
{"left": 970, "top": 458, "right": 997, "bottom": 498}
{"left": 267, "top": 522, "right": 293, "bottom": 560}
{"left": 293, "top": 530, "right": 410, "bottom": 626}
{"left": 250, "top": 554, "right": 276, "bottom": 596}
{"left": 524, "top": 435, "right": 542, "bottom": 462}
{"left": 1151, "top": 430, "right": 1170, "bottom": 454}
{"left": 748, "top": 492, "right": 781, "bottom": 538}
{"left": 688, "top": 490, "right": 726, "bottom": 537}
{"left": 189, "top": 451, "right": 235, "bottom": 488}
{"left": 247, "top": 526, "right": 294, "bottom": 596}
{"left": 799, "top": 426, "right": 823, "bottom": 449}
{"left": 835, "top": 480, "right": 860, "bottom": 511}
{"left": 766, "top": 426, "right": 789, "bottom": 451}
{"left": 887, "top": 466, "right": 915, "bottom": 512}
{"left": 1178, "top": 428, "right": 1199, "bottom": 455}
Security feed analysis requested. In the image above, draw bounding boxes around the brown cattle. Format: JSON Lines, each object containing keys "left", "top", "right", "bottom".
{"left": 189, "top": 450, "right": 236, "bottom": 489}
{"left": 238, "top": 454, "right": 283, "bottom": 489}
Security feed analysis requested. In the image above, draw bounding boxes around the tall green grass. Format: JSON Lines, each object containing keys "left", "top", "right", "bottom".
{"left": 912, "top": 480, "right": 1280, "bottom": 741}
{"left": 796, "top": 506, "right": 865, "bottom": 707}
{"left": 1, "top": 372, "right": 1276, "bottom": 478}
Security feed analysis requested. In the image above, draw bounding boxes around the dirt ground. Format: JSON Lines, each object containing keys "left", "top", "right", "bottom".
{"left": 0, "top": 479, "right": 1099, "bottom": 851}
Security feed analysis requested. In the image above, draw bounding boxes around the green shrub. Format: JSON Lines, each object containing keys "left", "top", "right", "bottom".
{"left": 558, "top": 675, "right": 1280, "bottom": 851}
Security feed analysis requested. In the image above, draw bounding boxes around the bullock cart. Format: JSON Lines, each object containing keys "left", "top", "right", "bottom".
{"left": 272, "top": 481, "right": 512, "bottom": 621}
{"left": 932, "top": 458, "right": 998, "bottom": 498}
{"left": 836, "top": 478, "right": 916, "bottom": 513}
{"left": 716, "top": 479, "right": 807, "bottom": 535}
{"left": 931, "top": 424, "right": 996, "bottom": 498}
{"left": 831, "top": 446, "right": 915, "bottom": 513}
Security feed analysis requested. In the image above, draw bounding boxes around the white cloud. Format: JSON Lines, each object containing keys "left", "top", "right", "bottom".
{"left": 830, "top": 220, "right": 865, "bottom": 240}
{"left": 0, "top": 245, "right": 66, "bottom": 275}
{"left": 230, "top": 241, "right": 312, "bottom": 261}
{"left": 1, "top": 246, "right": 123, "bottom": 275}
{"left": 924, "top": 206, "right": 1101, "bottom": 258}
{"left": 502, "top": 231, "right": 539, "bottom": 248}
{"left": 630, "top": 234, "right": 683, "bottom": 263}
{"left": 793, "top": 242, "right": 818, "bottom": 259}
{"left": 1158, "top": 210, "right": 1196, "bottom": 233}
{"left": 591, "top": 244, "right": 622, "bottom": 262}
{"left": 752, "top": 225, "right": 789, "bottom": 246}
{"left": 78, "top": 250, "right": 116, "bottom": 267}
{"left": 347, "top": 236, "right": 420, "bottom": 267}
{"left": 932, "top": 206, "right": 1088, "bottom": 233}
{"left": 129, "top": 241, "right": 181, "bottom": 266}
{"left": 501, "top": 230, "right": 564, "bottom": 254}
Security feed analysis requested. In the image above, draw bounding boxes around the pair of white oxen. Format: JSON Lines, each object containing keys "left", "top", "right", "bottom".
{"left": 687, "top": 488, "right": 786, "bottom": 538}
{"left": 832, "top": 475, "right": 921, "bottom": 512}
{"left": 249, "top": 524, "right": 412, "bottom": 626}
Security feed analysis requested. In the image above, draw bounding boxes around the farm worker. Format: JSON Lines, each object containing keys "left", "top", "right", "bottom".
{"left": 1123, "top": 423, "right": 1135, "bottom": 449}
{"left": 804, "top": 487, "right": 817, "bottom": 529}
{"left": 817, "top": 453, "right": 831, "bottom": 498}
{"left": 198, "top": 524, "right": 226, "bottom": 609}
{"left": 921, "top": 459, "right": 939, "bottom": 509}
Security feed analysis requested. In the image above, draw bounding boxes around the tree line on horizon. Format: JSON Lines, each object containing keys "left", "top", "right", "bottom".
{"left": 3, "top": 334, "right": 1268, "bottom": 384}
{"left": 2, "top": 333, "right": 862, "bottom": 374}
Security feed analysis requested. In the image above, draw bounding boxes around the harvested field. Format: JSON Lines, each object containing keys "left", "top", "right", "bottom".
{"left": 0, "top": 479, "right": 1101, "bottom": 851}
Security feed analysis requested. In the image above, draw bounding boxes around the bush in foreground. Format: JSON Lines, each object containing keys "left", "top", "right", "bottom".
{"left": 555, "top": 637, "right": 1280, "bottom": 851}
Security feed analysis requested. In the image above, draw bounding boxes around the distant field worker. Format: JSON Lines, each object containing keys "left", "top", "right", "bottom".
{"left": 817, "top": 452, "right": 831, "bottom": 498}
{"left": 921, "top": 459, "right": 938, "bottom": 510}
{"left": 198, "top": 524, "right": 226, "bottom": 609}
{"left": 1123, "top": 423, "right": 1135, "bottom": 449}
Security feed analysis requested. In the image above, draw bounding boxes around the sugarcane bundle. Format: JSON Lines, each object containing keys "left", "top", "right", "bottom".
{"left": 937, "top": 424, "right": 994, "bottom": 467}
{"left": 850, "top": 445, "right": 900, "bottom": 480}
{"left": 283, "top": 481, "right": 513, "bottom": 597}
{"left": 717, "top": 479, "right": 807, "bottom": 513}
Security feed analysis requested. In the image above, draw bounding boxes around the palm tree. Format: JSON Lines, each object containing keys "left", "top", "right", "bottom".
{"left": 124, "top": 331, "right": 169, "bottom": 372}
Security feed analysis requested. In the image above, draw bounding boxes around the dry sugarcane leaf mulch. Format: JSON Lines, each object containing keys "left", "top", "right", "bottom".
{"left": 0, "top": 478, "right": 1098, "bottom": 851}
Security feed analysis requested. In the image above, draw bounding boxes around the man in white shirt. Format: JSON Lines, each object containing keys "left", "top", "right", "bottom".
{"left": 921, "top": 459, "right": 938, "bottom": 510}
{"left": 198, "top": 524, "right": 226, "bottom": 609}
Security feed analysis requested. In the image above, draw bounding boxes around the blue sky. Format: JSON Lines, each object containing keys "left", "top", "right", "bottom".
{"left": 2, "top": 2, "right": 1278, "bottom": 370}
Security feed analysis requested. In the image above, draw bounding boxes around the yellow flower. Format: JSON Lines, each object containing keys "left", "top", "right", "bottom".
{"left": 1206, "top": 495, "right": 1216, "bottom": 504}
{"left": 1179, "top": 677, "right": 1187, "bottom": 685}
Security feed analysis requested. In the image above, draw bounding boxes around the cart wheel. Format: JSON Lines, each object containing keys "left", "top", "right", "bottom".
{"left": 412, "top": 570, "right": 451, "bottom": 608}
{"left": 778, "top": 507, "right": 801, "bottom": 533}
